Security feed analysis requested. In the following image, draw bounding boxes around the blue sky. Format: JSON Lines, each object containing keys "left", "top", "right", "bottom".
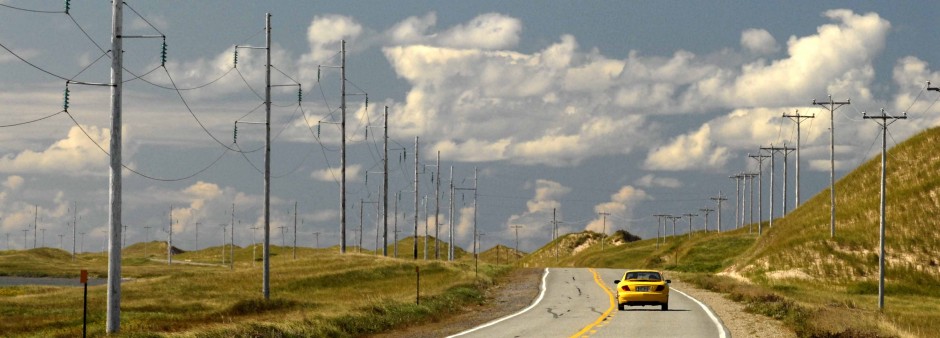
{"left": 2, "top": 1, "right": 939, "bottom": 253}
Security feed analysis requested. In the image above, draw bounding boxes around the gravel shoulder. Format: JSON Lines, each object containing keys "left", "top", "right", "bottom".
{"left": 670, "top": 278, "right": 796, "bottom": 338}
{"left": 369, "top": 268, "right": 795, "bottom": 338}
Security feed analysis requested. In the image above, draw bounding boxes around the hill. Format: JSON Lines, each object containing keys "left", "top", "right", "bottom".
{"left": 479, "top": 244, "right": 525, "bottom": 264}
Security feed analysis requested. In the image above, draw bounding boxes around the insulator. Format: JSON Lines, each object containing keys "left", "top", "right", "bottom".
{"left": 233, "top": 124, "right": 238, "bottom": 143}
{"left": 160, "top": 39, "right": 167, "bottom": 67}
{"left": 63, "top": 85, "right": 70, "bottom": 111}
{"left": 64, "top": 0, "right": 70, "bottom": 14}
{"left": 233, "top": 49, "right": 238, "bottom": 68}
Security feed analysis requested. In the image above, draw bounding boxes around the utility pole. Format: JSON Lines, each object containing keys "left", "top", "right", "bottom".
{"left": 220, "top": 224, "right": 227, "bottom": 265}
{"left": 279, "top": 226, "right": 287, "bottom": 247}
{"left": 71, "top": 202, "right": 77, "bottom": 261}
{"left": 167, "top": 206, "right": 173, "bottom": 265}
{"left": 653, "top": 214, "right": 668, "bottom": 247}
{"left": 143, "top": 226, "right": 151, "bottom": 257}
{"left": 33, "top": 205, "right": 38, "bottom": 248}
{"left": 710, "top": 192, "right": 727, "bottom": 232}
{"left": 749, "top": 153, "right": 770, "bottom": 234}
{"left": 383, "top": 106, "right": 389, "bottom": 257}
{"left": 341, "top": 40, "right": 348, "bottom": 254}
{"left": 58, "top": 233, "right": 63, "bottom": 250}
{"left": 424, "top": 195, "right": 429, "bottom": 260}
{"left": 413, "top": 136, "right": 419, "bottom": 260}
{"left": 783, "top": 110, "right": 815, "bottom": 207}
{"left": 472, "top": 167, "right": 478, "bottom": 267}
{"left": 448, "top": 166, "right": 455, "bottom": 261}
{"left": 394, "top": 192, "right": 400, "bottom": 258}
{"left": 683, "top": 213, "right": 698, "bottom": 239}
{"left": 760, "top": 145, "right": 782, "bottom": 228}
{"left": 250, "top": 226, "right": 260, "bottom": 267}
{"left": 553, "top": 208, "right": 558, "bottom": 262}
{"left": 235, "top": 14, "right": 274, "bottom": 299}
{"left": 230, "top": 204, "right": 235, "bottom": 270}
{"left": 779, "top": 145, "right": 795, "bottom": 214}
{"left": 813, "top": 95, "right": 850, "bottom": 238}
{"left": 598, "top": 212, "right": 610, "bottom": 251}
{"left": 22, "top": 229, "right": 28, "bottom": 249}
{"left": 105, "top": 0, "right": 124, "bottom": 331}
{"left": 293, "top": 202, "right": 297, "bottom": 260}
{"left": 744, "top": 173, "right": 758, "bottom": 233}
{"left": 80, "top": 232, "right": 85, "bottom": 253}
{"left": 313, "top": 231, "right": 320, "bottom": 249}
{"left": 194, "top": 222, "right": 199, "bottom": 251}
{"left": 262, "top": 13, "right": 272, "bottom": 300}
{"left": 669, "top": 216, "right": 682, "bottom": 237}
{"left": 510, "top": 225, "right": 523, "bottom": 256}
{"left": 863, "top": 108, "right": 905, "bottom": 312}
{"left": 729, "top": 173, "right": 743, "bottom": 229}
{"left": 40, "top": 228, "right": 46, "bottom": 248}
{"left": 698, "top": 208, "right": 713, "bottom": 232}
{"left": 434, "top": 151, "right": 441, "bottom": 259}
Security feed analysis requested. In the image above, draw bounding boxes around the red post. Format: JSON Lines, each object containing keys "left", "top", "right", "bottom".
{"left": 80, "top": 269, "right": 87, "bottom": 338}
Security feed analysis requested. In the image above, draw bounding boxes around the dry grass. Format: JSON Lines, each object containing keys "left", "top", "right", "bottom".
{"left": 0, "top": 244, "right": 505, "bottom": 337}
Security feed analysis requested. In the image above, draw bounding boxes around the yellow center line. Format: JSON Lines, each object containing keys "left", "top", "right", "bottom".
{"left": 569, "top": 268, "right": 616, "bottom": 338}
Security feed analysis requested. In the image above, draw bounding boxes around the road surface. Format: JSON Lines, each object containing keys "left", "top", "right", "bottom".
{"left": 450, "top": 268, "right": 729, "bottom": 338}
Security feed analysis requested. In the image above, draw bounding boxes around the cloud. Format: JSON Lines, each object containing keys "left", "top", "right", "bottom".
{"left": 302, "top": 14, "right": 364, "bottom": 63}
{"left": 740, "top": 28, "right": 779, "bottom": 54}
{"left": 0, "top": 125, "right": 110, "bottom": 176}
{"left": 310, "top": 164, "right": 361, "bottom": 182}
{"left": 645, "top": 124, "right": 730, "bottom": 171}
{"left": 585, "top": 185, "right": 650, "bottom": 233}
{"left": 2, "top": 176, "right": 24, "bottom": 190}
{"left": 437, "top": 13, "right": 522, "bottom": 50}
{"left": 635, "top": 174, "right": 681, "bottom": 188}
{"left": 504, "top": 180, "right": 570, "bottom": 249}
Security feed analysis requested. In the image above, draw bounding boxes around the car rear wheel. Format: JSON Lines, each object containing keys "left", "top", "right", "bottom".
{"left": 618, "top": 303, "right": 625, "bottom": 311}
{"left": 661, "top": 303, "right": 668, "bottom": 311}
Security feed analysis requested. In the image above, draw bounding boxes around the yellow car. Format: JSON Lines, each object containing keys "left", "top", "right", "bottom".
{"left": 613, "top": 269, "right": 670, "bottom": 311}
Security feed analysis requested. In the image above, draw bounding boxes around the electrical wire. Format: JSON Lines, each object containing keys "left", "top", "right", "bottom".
{"left": 0, "top": 3, "right": 63, "bottom": 13}
{"left": 234, "top": 67, "right": 264, "bottom": 100}
{"left": 0, "top": 41, "right": 106, "bottom": 85}
{"left": 63, "top": 110, "right": 230, "bottom": 182}
{"left": 0, "top": 110, "right": 64, "bottom": 128}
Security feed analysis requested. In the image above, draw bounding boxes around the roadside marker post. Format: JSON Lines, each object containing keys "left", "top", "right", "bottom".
{"left": 80, "top": 269, "right": 88, "bottom": 338}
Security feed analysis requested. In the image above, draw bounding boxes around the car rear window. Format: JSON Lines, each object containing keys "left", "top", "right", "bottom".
{"left": 624, "top": 272, "right": 662, "bottom": 281}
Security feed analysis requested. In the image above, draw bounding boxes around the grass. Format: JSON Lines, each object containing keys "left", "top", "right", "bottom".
{"left": 0, "top": 243, "right": 507, "bottom": 337}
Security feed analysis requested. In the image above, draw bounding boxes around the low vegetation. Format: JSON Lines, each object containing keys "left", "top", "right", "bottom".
{"left": 0, "top": 242, "right": 508, "bottom": 337}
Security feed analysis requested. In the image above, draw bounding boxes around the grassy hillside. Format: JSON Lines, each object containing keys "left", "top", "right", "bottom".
{"left": 0, "top": 244, "right": 504, "bottom": 337}
{"left": 479, "top": 244, "right": 525, "bottom": 265}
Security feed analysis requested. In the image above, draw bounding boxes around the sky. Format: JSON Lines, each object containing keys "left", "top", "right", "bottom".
{"left": 2, "top": 1, "right": 940, "bottom": 253}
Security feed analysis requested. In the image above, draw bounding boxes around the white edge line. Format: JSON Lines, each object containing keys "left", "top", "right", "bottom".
{"left": 445, "top": 267, "right": 551, "bottom": 338}
{"left": 671, "top": 287, "right": 730, "bottom": 338}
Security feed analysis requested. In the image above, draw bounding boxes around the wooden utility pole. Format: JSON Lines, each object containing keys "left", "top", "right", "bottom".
{"left": 698, "top": 208, "right": 713, "bottom": 232}
{"left": 413, "top": 137, "right": 419, "bottom": 260}
{"left": 434, "top": 151, "right": 441, "bottom": 259}
{"left": 749, "top": 153, "right": 770, "bottom": 234}
{"left": 783, "top": 110, "right": 815, "bottom": 207}
{"left": 105, "top": 1, "right": 124, "bottom": 331}
{"left": 862, "top": 108, "right": 906, "bottom": 311}
{"left": 710, "top": 192, "right": 727, "bottom": 232}
{"left": 448, "top": 166, "right": 455, "bottom": 261}
{"left": 340, "top": 40, "right": 348, "bottom": 254}
{"left": 729, "top": 173, "right": 744, "bottom": 229}
{"left": 598, "top": 212, "right": 610, "bottom": 250}
{"left": 813, "top": 95, "right": 850, "bottom": 238}
{"left": 383, "top": 106, "right": 389, "bottom": 256}
{"left": 683, "top": 213, "right": 698, "bottom": 239}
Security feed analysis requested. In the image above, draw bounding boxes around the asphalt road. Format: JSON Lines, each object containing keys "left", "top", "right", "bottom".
{"left": 450, "top": 268, "right": 730, "bottom": 338}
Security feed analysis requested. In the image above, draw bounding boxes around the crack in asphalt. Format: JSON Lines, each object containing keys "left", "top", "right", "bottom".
{"left": 577, "top": 287, "right": 582, "bottom": 296}
{"left": 590, "top": 306, "right": 602, "bottom": 315}
{"left": 546, "top": 308, "right": 564, "bottom": 319}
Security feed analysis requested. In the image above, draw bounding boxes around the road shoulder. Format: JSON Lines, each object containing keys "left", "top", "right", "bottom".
{"left": 368, "top": 267, "right": 544, "bottom": 338}
{"left": 670, "top": 278, "right": 796, "bottom": 338}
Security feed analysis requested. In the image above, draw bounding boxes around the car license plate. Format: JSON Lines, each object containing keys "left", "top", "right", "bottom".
{"left": 636, "top": 286, "right": 650, "bottom": 292}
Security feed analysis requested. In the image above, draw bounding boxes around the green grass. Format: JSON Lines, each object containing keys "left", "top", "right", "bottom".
{"left": 0, "top": 244, "right": 507, "bottom": 337}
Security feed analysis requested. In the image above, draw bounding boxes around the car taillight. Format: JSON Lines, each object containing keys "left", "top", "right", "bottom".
{"left": 655, "top": 285, "right": 665, "bottom": 291}
{"left": 621, "top": 285, "right": 630, "bottom": 292}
